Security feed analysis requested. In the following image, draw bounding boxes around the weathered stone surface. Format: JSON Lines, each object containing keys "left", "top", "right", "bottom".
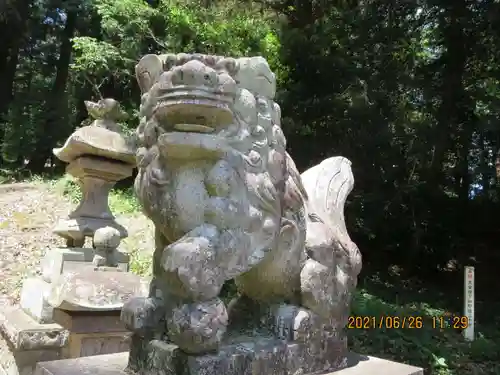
{"left": 34, "top": 352, "right": 424, "bottom": 375}
{"left": 52, "top": 156, "right": 134, "bottom": 244}
{"left": 64, "top": 333, "right": 130, "bottom": 359}
{"left": 92, "top": 227, "right": 122, "bottom": 268}
{"left": 53, "top": 219, "right": 128, "bottom": 248}
{"left": 52, "top": 101, "right": 136, "bottom": 244}
{"left": 300, "top": 157, "right": 362, "bottom": 323}
{"left": 52, "top": 309, "right": 131, "bottom": 359}
{"left": 0, "top": 341, "right": 62, "bottom": 375}
{"left": 20, "top": 278, "right": 54, "bottom": 324}
{"left": 53, "top": 127, "right": 135, "bottom": 165}
{"left": 47, "top": 269, "right": 149, "bottom": 312}
{"left": 52, "top": 309, "right": 126, "bottom": 334}
{"left": 128, "top": 334, "right": 346, "bottom": 375}
{"left": 84, "top": 99, "right": 128, "bottom": 133}
{"left": 41, "top": 247, "right": 129, "bottom": 283}
{"left": 0, "top": 295, "right": 64, "bottom": 375}
{"left": 93, "top": 227, "right": 121, "bottom": 248}
{"left": 34, "top": 352, "right": 129, "bottom": 375}
{"left": 123, "top": 53, "right": 364, "bottom": 370}
{"left": 41, "top": 248, "right": 86, "bottom": 284}
{"left": 79, "top": 334, "right": 130, "bottom": 357}
{"left": 120, "top": 297, "right": 165, "bottom": 337}
{"left": 166, "top": 298, "right": 228, "bottom": 354}
{"left": 0, "top": 307, "right": 68, "bottom": 351}
{"left": 128, "top": 338, "right": 185, "bottom": 374}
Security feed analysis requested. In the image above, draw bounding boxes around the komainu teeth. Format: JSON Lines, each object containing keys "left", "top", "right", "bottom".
{"left": 173, "top": 124, "right": 215, "bottom": 133}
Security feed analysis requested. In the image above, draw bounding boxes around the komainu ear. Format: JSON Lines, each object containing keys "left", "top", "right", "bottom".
{"left": 135, "top": 54, "right": 163, "bottom": 93}
{"left": 234, "top": 56, "right": 276, "bottom": 99}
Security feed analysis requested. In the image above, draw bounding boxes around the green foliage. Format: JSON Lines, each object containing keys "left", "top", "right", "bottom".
{"left": 350, "top": 280, "right": 500, "bottom": 375}
{"left": 55, "top": 175, "right": 82, "bottom": 204}
{"left": 55, "top": 175, "right": 140, "bottom": 215}
{"left": 71, "top": 37, "right": 126, "bottom": 74}
{"left": 129, "top": 253, "right": 152, "bottom": 276}
{"left": 70, "top": 0, "right": 279, "bottom": 89}
{"left": 108, "top": 187, "right": 141, "bottom": 215}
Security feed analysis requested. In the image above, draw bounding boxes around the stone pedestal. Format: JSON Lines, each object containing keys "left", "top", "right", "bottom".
{"left": 127, "top": 334, "right": 347, "bottom": 375}
{"left": 33, "top": 352, "right": 424, "bottom": 375}
{"left": 1, "top": 267, "right": 148, "bottom": 375}
{"left": 44, "top": 267, "right": 147, "bottom": 360}
{"left": 121, "top": 297, "right": 349, "bottom": 375}
{"left": 0, "top": 306, "right": 68, "bottom": 375}
{"left": 0, "top": 237, "right": 137, "bottom": 375}
{"left": 52, "top": 309, "right": 130, "bottom": 359}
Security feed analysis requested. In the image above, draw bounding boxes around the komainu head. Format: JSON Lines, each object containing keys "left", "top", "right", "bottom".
{"left": 135, "top": 54, "right": 281, "bottom": 164}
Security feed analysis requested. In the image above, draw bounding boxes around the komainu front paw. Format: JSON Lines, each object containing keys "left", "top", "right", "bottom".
{"left": 161, "top": 224, "right": 225, "bottom": 300}
{"left": 166, "top": 298, "right": 228, "bottom": 354}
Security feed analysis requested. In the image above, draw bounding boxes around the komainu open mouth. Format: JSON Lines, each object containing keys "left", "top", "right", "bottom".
{"left": 154, "top": 87, "right": 234, "bottom": 133}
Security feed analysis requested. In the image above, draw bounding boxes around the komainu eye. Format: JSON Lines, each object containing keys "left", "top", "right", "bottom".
{"left": 216, "top": 58, "right": 238, "bottom": 75}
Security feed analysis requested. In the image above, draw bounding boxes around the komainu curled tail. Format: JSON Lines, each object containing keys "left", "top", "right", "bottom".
{"left": 300, "top": 156, "right": 362, "bottom": 323}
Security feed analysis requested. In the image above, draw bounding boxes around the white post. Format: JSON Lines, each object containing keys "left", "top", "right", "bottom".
{"left": 463, "top": 266, "right": 475, "bottom": 341}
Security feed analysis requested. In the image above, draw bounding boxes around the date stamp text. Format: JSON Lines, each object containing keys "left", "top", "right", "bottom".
{"left": 347, "top": 315, "right": 469, "bottom": 329}
{"left": 347, "top": 316, "right": 423, "bottom": 329}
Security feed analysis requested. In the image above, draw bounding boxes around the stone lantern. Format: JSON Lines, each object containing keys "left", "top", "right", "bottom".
{"left": 0, "top": 99, "right": 149, "bottom": 375}
{"left": 52, "top": 98, "right": 136, "bottom": 247}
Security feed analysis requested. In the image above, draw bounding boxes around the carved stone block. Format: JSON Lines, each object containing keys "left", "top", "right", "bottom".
{"left": 0, "top": 306, "right": 68, "bottom": 375}
{"left": 0, "top": 307, "right": 68, "bottom": 351}
{"left": 127, "top": 334, "right": 347, "bottom": 375}
{"left": 52, "top": 309, "right": 131, "bottom": 359}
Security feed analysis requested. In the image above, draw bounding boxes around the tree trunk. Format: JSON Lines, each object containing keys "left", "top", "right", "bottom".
{"left": 28, "top": 10, "right": 77, "bottom": 173}
{"left": 0, "top": 0, "right": 31, "bottom": 163}
{"left": 427, "top": 1, "right": 470, "bottom": 198}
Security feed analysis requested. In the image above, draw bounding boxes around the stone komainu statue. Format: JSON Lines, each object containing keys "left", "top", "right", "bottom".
{"left": 122, "top": 53, "right": 362, "bottom": 375}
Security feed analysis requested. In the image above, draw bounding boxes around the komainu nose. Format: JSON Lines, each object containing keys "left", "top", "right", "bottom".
{"left": 171, "top": 60, "right": 218, "bottom": 87}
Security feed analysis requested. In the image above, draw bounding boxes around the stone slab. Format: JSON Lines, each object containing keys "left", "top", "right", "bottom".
{"left": 0, "top": 307, "right": 68, "bottom": 351}
{"left": 0, "top": 333, "right": 62, "bottom": 375}
{"left": 64, "top": 332, "right": 130, "bottom": 359}
{"left": 47, "top": 269, "right": 149, "bottom": 312}
{"left": 34, "top": 352, "right": 128, "bottom": 375}
{"left": 52, "top": 309, "right": 126, "bottom": 334}
{"left": 34, "top": 352, "right": 423, "bottom": 375}
{"left": 79, "top": 333, "right": 130, "bottom": 357}
{"left": 41, "top": 248, "right": 87, "bottom": 284}
{"left": 63, "top": 260, "right": 129, "bottom": 274}
{"left": 20, "top": 278, "right": 54, "bottom": 324}
{"left": 342, "top": 353, "right": 423, "bottom": 375}
{"left": 54, "top": 133, "right": 136, "bottom": 167}
{"left": 41, "top": 248, "right": 129, "bottom": 284}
